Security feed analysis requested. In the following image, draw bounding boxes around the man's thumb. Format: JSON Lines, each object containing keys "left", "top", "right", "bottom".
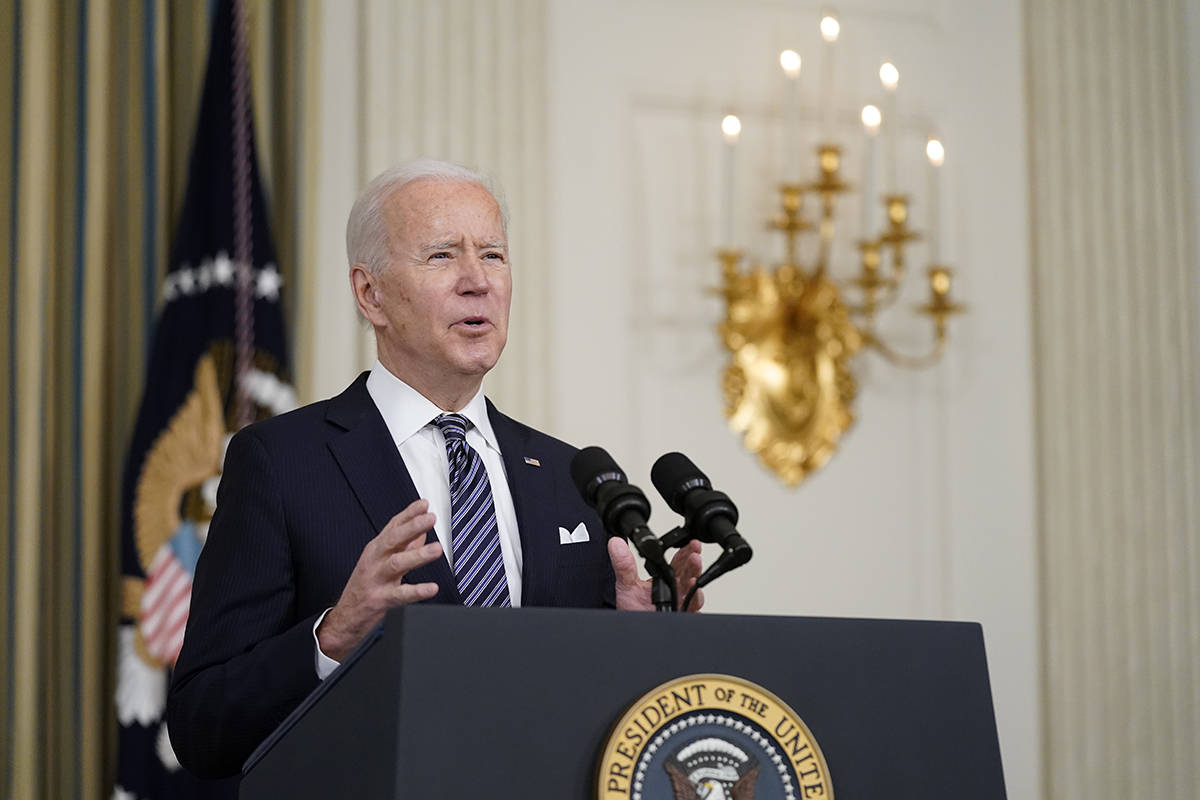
{"left": 607, "top": 537, "right": 639, "bottom": 584}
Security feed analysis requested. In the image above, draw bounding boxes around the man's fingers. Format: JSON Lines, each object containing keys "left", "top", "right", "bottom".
{"left": 666, "top": 541, "right": 704, "bottom": 613}
{"left": 393, "top": 498, "right": 430, "bottom": 525}
{"left": 378, "top": 503, "right": 436, "bottom": 552}
{"left": 386, "top": 540, "right": 443, "bottom": 577}
{"left": 671, "top": 540, "right": 703, "bottom": 582}
{"left": 402, "top": 531, "right": 430, "bottom": 551}
{"left": 607, "top": 537, "right": 642, "bottom": 587}
{"left": 610, "top": 537, "right": 656, "bottom": 611}
{"left": 394, "top": 581, "right": 439, "bottom": 605}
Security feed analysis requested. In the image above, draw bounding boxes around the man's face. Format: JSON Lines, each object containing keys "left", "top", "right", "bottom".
{"left": 368, "top": 178, "right": 511, "bottom": 391}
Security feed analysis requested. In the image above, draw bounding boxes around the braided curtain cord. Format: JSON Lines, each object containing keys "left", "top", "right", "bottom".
{"left": 231, "top": 0, "right": 255, "bottom": 429}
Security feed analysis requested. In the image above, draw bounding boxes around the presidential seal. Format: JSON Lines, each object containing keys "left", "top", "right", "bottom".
{"left": 597, "top": 674, "right": 832, "bottom": 800}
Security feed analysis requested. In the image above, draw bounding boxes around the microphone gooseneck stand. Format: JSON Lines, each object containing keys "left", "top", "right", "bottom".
{"left": 652, "top": 452, "right": 754, "bottom": 612}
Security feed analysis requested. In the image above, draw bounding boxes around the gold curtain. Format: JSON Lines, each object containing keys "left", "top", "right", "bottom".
{"left": 0, "top": 2, "right": 309, "bottom": 797}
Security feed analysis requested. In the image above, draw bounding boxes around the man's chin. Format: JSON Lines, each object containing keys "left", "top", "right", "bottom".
{"left": 448, "top": 347, "right": 504, "bottom": 377}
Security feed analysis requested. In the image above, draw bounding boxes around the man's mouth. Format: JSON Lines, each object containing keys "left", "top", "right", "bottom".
{"left": 457, "top": 316, "right": 490, "bottom": 328}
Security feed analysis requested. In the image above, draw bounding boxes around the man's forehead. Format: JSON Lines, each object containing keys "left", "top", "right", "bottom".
{"left": 387, "top": 178, "right": 501, "bottom": 216}
{"left": 383, "top": 179, "right": 505, "bottom": 240}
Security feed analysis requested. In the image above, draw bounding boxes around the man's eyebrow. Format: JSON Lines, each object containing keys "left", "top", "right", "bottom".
{"left": 478, "top": 239, "right": 507, "bottom": 250}
{"left": 420, "top": 239, "right": 462, "bottom": 253}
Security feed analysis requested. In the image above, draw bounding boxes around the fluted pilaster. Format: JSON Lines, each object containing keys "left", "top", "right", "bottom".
{"left": 1026, "top": 0, "right": 1200, "bottom": 796}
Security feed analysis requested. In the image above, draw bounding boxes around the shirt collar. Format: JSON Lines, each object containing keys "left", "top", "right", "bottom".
{"left": 366, "top": 360, "right": 500, "bottom": 454}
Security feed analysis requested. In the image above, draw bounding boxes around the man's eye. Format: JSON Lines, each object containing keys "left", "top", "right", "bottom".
{"left": 484, "top": 252, "right": 504, "bottom": 260}
{"left": 430, "top": 252, "right": 451, "bottom": 260}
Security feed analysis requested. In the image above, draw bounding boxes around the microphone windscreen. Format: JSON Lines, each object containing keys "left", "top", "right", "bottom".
{"left": 570, "top": 446, "right": 626, "bottom": 504}
{"left": 650, "top": 452, "right": 711, "bottom": 514}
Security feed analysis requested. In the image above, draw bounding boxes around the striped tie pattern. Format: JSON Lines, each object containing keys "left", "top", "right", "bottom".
{"left": 434, "top": 414, "right": 512, "bottom": 607}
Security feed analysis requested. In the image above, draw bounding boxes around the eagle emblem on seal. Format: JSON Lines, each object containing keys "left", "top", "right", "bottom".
{"left": 664, "top": 737, "right": 760, "bottom": 800}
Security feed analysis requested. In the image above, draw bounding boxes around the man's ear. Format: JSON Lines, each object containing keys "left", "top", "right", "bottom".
{"left": 349, "top": 264, "right": 384, "bottom": 325}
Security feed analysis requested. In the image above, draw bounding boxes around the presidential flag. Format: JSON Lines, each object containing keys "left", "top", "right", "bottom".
{"left": 114, "top": 0, "right": 294, "bottom": 796}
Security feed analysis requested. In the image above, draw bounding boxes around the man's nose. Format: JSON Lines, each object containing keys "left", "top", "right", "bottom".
{"left": 457, "top": 253, "right": 490, "bottom": 293}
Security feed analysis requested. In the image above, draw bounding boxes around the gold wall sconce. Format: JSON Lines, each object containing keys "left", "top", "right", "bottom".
{"left": 716, "top": 26, "right": 964, "bottom": 487}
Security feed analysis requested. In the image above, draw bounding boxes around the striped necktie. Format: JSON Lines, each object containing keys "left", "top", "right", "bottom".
{"left": 434, "top": 413, "right": 511, "bottom": 607}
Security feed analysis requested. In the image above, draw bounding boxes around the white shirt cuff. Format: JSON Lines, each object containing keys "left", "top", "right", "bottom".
{"left": 312, "top": 607, "right": 341, "bottom": 680}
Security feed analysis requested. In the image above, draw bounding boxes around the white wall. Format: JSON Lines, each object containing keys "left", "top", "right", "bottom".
{"left": 543, "top": 0, "right": 1038, "bottom": 796}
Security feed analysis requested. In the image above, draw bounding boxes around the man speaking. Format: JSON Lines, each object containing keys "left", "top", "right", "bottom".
{"left": 166, "top": 160, "right": 701, "bottom": 779}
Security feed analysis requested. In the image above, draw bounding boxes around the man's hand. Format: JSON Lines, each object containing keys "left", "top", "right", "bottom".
{"left": 316, "top": 499, "right": 443, "bottom": 662}
{"left": 609, "top": 538, "right": 704, "bottom": 612}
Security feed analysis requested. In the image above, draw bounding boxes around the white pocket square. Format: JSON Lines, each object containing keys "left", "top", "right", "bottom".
{"left": 558, "top": 522, "right": 590, "bottom": 544}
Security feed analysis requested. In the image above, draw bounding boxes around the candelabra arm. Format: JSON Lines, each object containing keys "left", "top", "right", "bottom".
{"left": 815, "top": 199, "right": 836, "bottom": 276}
{"left": 888, "top": 245, "right": 907, "bottom": 284}
{"left": 845, "top": 279, "right": 904, "bottom": 317}
{"left": 863, "top": 326, "right": 948, "bottom": 369}
{"left": 843, "top": 239, "right": 904, "bottom": 317}
{"left": 786, "top": 228, "right": 800, "bottom": 270}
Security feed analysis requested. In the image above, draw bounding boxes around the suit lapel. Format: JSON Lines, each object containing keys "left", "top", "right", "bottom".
{"left": 326, "top": 374, "right": 460, "bottom": 603}
{"left": 487, "top": 401, "right": 559, "bottom": 606}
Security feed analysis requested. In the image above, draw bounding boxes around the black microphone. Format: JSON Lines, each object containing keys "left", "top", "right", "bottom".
{"left": 651, "top": 452, "right": 753, "bottom": 593}
{"left": 570, "top": 446, "right": 671, "bottom": 581}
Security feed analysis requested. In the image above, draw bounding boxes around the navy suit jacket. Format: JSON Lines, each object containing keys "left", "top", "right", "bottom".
{"left": 167, "top": 373, "right": 613, "bottom": 779}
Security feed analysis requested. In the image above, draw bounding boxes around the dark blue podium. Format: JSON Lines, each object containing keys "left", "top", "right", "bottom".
{"left": 239, "top": 605, "right": 1006, "bottom": 798}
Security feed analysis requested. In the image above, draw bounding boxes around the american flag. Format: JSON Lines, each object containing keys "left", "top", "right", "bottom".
{"left": 139, "top": 523, "right": 203, "bottom": 666}
{"left": 115, "top": 0, "right": 291, "bottom": 795}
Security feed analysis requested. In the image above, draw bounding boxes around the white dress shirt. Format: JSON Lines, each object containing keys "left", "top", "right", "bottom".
{"left": 314, "top": 361, "right": 523, "bottom": 678}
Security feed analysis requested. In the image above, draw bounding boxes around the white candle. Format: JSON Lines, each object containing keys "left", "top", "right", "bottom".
{"left": 879, "top": 61, "right": 899, "bottom": 191}
{"left": 861, "top": 105, "right": 882, "bottom": 235}
{"left": 780, "top": 50, "right": 802, "bottom": 180}
{"left": 722, "top": 115, "right": 742, "bottom": 245}
{"left": 926, "top": 136, "right": 945, "bottom": 262}
{"left": 819, "top": 14, "right": 839, "bottom": 142}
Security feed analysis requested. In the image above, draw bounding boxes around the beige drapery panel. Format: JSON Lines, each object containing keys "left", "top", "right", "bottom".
{"left": 1026, "top": 0, "right": 1200, "bottom": 796}
{"left": 0, "top": 2, "right": 309, "bottom": 797}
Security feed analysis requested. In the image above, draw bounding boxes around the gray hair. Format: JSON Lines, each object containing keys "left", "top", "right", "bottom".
{"left": 345, "top": 158, "right": 509, "bottom": 275}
